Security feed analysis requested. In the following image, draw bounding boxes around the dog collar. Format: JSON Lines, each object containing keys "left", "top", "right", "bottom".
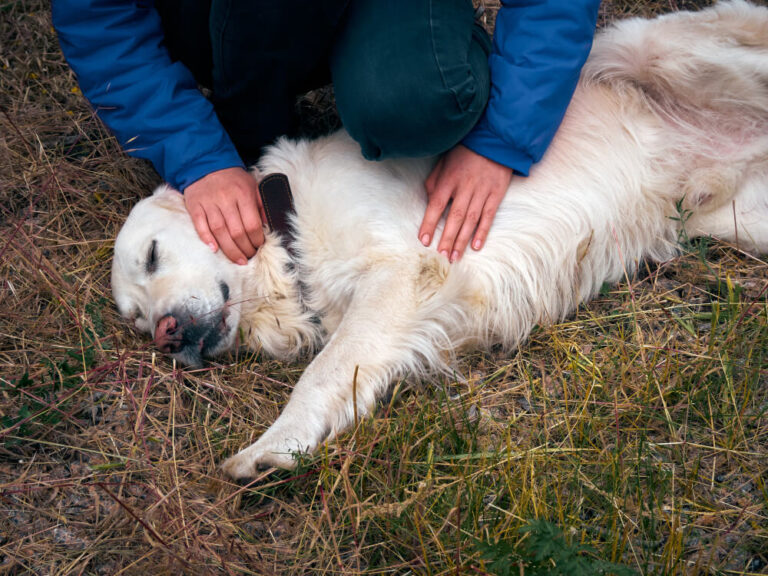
{"left": 258, "top": 173, "right": 296, "bottom": 255}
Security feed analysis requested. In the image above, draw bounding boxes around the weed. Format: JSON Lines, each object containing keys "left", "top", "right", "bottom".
{"left": 476, "top": 518, "right": 637, "bottom": 575}
{"left": 1, "top": 336, "right": 98, "bottom": 445}
{"left": 670, "top": 196, "right": 695, "bottom": 249}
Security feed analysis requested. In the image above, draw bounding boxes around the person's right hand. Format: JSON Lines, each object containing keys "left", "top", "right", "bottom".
{"left": 184, "top": 167, "right": 266, "bottom": 265}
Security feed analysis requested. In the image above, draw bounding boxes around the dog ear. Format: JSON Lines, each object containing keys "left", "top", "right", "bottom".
{"left": 149, "top": 184, "right": 187, "bottom": 214}
{"left": 151, "top": 184, "right": 182, "bottom": 198}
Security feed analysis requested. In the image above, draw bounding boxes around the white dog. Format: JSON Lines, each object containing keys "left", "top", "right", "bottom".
{"left": 112, "top": 1, "right": 768, "bottom": 478}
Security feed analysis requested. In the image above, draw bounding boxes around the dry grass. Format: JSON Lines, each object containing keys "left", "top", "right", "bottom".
{"left": 2, "top": 0, "right": 767, "bottom": 574}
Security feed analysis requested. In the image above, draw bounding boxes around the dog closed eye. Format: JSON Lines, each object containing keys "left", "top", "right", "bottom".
{"left": 145, "top": 239, "right": 158, "bottom": 275}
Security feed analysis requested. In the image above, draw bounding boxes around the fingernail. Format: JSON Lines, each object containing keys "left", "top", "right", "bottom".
{"left": 450, "top": 250, "right": 459, "bottom": 263}
{"left": 421, "top": 234, "right": 430, "bottom": 246}
{"left": 208, "top": 242, "right": 217, "bottom": 252}
{"left": 237, "top": 258, "right": 247, "bottom": 266}
{"left": 440, "top": 250, "right": 449, "bottom": 259}
{"left": 472, "top": 239, "right": 482, "bottom": 250}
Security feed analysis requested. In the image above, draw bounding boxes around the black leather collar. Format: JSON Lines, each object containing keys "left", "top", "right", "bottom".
{"left": 258, "top": 173, "right": 296, "bottom": 256}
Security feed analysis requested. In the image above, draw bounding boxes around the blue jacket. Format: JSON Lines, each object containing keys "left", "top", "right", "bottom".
{"left": 463, "top": 0, "right": 601, "bottom": 176}
{"left": 52, "top": 0, "right": 600, "bottom": 190}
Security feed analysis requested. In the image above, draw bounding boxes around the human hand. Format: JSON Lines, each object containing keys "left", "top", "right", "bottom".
{"left": 184, "top": 167, "right": 266, "bottom": 265}
{"left": 419, "top": 145, "right": 513, "bottom": 262}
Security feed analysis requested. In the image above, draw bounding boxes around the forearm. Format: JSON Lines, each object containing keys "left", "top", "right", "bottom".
{"left": 463, "top": 0, "right": 601, "bottom": 175}
{"left": 52, "top": 0, "right": 243, "bottom": 189}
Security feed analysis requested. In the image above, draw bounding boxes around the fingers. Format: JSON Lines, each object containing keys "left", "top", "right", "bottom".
{"left": 419, "top": 158, "right": 447, "bottom": 247}
{"left": 446, "top": 192, "right": 487, "bottom": 261}
{"left": 188, "top": 204, "right": 217, "bottom": 253}
{"left": 419, "top": 145, "right": 513, "bottom": 262}
{"left": 183, "top": 167, "right": 265, "bottom": 265}
{"left": 254, "top": 190, "right": 268, "bottom": 229}
{"left": 188, "top": 198, "right": 251, "bottom": 264}
{"left": 218, "top": 199, "right": 260, "bottom": 261}
{"left": 437, "top": 185, "right": 506, "bottom": 261}
{"left": 472, "top": 189, "right": 505, "bottom": 251}
{"left": 206, "top": 207, "right": 250, "bottom": 265}
{"left": 238, "top": 195, "right": 265, "bottom": 249}
{"left": 419, "top": 190, "right": 451, "bottom": 249}
{"left": 425, "top": 157, "right": 489, "bottom": 262}
{"left": 436, "top": 190, "right": 470, "bottom": 261}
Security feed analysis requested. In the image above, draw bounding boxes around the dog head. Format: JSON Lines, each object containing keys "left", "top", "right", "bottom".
{"left": 112, "top": 185, "right": 245, "bottom": 366}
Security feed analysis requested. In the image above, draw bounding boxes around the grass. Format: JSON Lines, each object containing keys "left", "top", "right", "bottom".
{"left": 1, "top": 0, "right": 767, "bottom": 574}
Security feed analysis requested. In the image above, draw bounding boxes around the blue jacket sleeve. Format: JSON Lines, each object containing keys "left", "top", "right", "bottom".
{"left": 462, "top": 0, "right": 601, "bottom": 176}
{"left": 52, "top": 0, "right": 244, "bottom": 191}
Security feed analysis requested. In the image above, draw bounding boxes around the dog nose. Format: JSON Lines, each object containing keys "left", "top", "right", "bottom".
{"left": 154, "top": 314, "right": 182, "bottom": 353}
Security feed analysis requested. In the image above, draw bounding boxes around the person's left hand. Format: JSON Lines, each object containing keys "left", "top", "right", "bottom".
{"left": 419, "top": 145, "right": 513, "bottom": 262}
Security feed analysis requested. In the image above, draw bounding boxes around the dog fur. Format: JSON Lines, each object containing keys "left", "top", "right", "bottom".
{"left": 111, "top": 1, "right": 768, "bottom": 479}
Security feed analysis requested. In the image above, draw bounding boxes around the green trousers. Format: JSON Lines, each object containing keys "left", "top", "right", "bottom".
{"left": 157, "top": 0, "right": 491, "bottom": 163}
{"left": 332, "top": 0, "right": 491, "bottom": 160}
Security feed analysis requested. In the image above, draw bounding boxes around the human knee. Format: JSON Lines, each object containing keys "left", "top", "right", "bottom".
{"left": 332, "top": 0, "right": 491, "bottom": 159}
{"left": 335, "top": 52, "right": 488, "bottom": 159}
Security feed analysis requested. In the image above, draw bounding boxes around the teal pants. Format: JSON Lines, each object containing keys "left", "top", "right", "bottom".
{"left": 332, "top": 0, "right": 492, "bottom": 160}
{"left": 156, "top": 0, "right": 491, "bottom": 163}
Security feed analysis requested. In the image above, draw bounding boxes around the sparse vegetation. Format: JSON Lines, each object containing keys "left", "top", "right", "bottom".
{"left": 2, "top": 1, "right": 766, "bottom": 574}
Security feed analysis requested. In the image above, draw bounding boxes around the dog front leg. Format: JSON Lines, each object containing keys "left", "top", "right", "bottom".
{"left": 222, "top": 266, "right": 424, "bottom": 478}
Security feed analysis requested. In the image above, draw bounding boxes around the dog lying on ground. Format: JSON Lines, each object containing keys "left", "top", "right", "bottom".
{"left": 112, "top": 1, "right": 768, "bottom": 479}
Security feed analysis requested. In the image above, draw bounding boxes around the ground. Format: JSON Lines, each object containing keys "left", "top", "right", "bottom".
{"left": 1, "top": 1, "right": 767, "bottom": 574}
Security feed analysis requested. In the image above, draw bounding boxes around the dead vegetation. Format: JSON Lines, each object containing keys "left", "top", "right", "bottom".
{"left": 1, "top": 0, "right": 767, "bottom": 574}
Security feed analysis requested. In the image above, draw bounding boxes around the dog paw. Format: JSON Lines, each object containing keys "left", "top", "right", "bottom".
{"left": 221, "top": 447, "right": 298, "bottom": 480}
{"left": 221, "top": 399, "right": 334, "bottom": 480}
{"left": 221, "top": 430, "right": 318, "bottom": 480}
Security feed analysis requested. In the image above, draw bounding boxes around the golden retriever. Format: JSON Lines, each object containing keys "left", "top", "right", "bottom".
{"left": 112, "top": 1, "right": 768, "bottom": 478}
